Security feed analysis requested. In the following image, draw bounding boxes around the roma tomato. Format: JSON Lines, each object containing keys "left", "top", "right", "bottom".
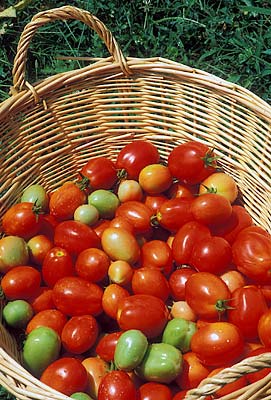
{"left": 117, "top": 294, "right": 169, "bottom": 339}
{"left": 61, "top": 315, "right": 99, "bottom": 354}
{"left": 167, "top": 141, "right": 217, "bottom": 185}
{"left": 82, "top": 357, "right": 110, "bottom": 399}
{"left": 75, "top": 248, "right": 110, "bottom": 283}
{"left": 199, "top": 172, "right": 238, "bottom": 203}
{"left": 54, "top": 220, "right": 100, "bottom": 257}
{"left": 227, "top": 285, "right": 268, "bottom": 341}
{"left": 1, "top": 266, "right": 41, "bottom": 300}
{"left": 156, "top": 198, "right": 193, "bottom": 233}
{"left": 131, "top": 267, "right": 170, "bottom": 302}
{"left": 116, "top": 201, "right": 153, "bottom": 235}
{"left": 190, "top": 193, "right": 232, "bottom": 227}
{"left": 114, "top": 329, "right": 148, "bottom": 371}
{"left": 138, "top": 164, "right": 173, "bottom": 195}
{"left": 95, "top": 331, "right": 123, "bottom": 362}
{"left": 220, "top": 270, "right": 247, "bottom": 293}
{"left": 102, "top": 283, "right": 130, "bottom": 320}
{"left": 185, "top": 272, "right": 231, "bottom": 320}
{"left": 28, "top": 287, "right": 55, "bottom": 313}
{"left": 52, "top": 276, "right": 103, "bottom": 316}
{"left": 27, "top": 234, "right": 53, "bottom": 265}
{"left": 108, "top": 260, "right": 134, "bottom": 286}
{"left": 144, "top": 194, "right": 168, "bottom": 214}
{"left": 189, "top": 235, "right": 232, "bottom": 274}
{"left": 26, "top": 309, "right": 67, "bottom": 336}
{"left": 80, "top": 156, "right": 118, "bottom": 190}
{"left": 168, "top": 267, "right": 196, "bottom": 301}
{"left": 191, "top": 322, "right": 245, "bottom": 367}
{"left": 2, "top": 202, "right": 42, "bottom": 239}
{"left": 21, "top": 184, "right": 49, "bottom": 212}
{"left": 139, "top": 382, "right": 173, "bottom": 400}
{"left": 172, "top": 221, "right": 210, "bottom": 266}
{"left": 40, "top": 357, "right": 88, "bottom": 396}
{"left": 49, "top": 181, "right": 86, "bottom": 220}
{"left": 116, "top": 140, "right": 160, "bottom": 179}
{"left": 232, "top": 230, "right": 271, "bottom": 283}
{"left": 98, "top": 370, "right": 139, "bottom": 400}
{"left": 117, "top": 179, "right": 143, "bottom": 202}
{"left": 258, "top": 309, "right": 271, "bottom": 348}
{"left": 3, "top": 300, "right": 33, "bottom": 329}
{"left": 140, "top": 240, "right": 173, "bottom": 276}
{"left": 175, "top": 351, "right": 210, "bottom": 390}
{"left": 42, "top": 247, "right": 75, "bottom": 288}
{"left": 0, "top": 235, "right": 29, "bottom": 273}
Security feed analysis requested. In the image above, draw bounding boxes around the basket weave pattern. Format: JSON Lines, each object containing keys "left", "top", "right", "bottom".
{"left": 0, "top": 6, "right": 271, "bottom": 400}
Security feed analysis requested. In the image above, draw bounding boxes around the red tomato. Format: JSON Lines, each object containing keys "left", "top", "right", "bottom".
{"left": 115, "top": 201, "right": 153, "bottom": 235}
{"left": 232, "top": 230, "right": 271, "bottom": 283}
{"left": 139, "top": 382, "right": 173, "bottom": 400}
{"left": 227, "top": 285, "right": 268, "bottom": 341}
{"left": 167, "top": 182, "right": 195, "bottom": 199}
{"left": 49, "top": 181, "right": 86, "bottom": 220}
{"left": 185, "top": 272, "right": 231, "bottom": 320}
{"left": 168, "top": 267, "right": 196, "bottom": 301}
{"left": 27, "top": 234, "right": 53, "bottom": 265}
{"left": 144, "top": 194, "right": 168, "bottom": 214}
{"left": 98, "top": 370, "right": 139, "bottom": 400}
{"left": 26, "top": 309, "right": 67, "bottom": 336}
{"left": 80, "top": 156, "right": 118, "bottom": 190}
{"left": 93, "top": 219, "right": 111, "bottom": 238}
{"left": 102, "top": 283, "right": 130, "bottom": 320}
{"left": 28, "top": 287, "right": 55, "bottom": 313}
{"left": 40, "top": 357, "right": 88, "bottom": 396}
{"left": 54, "top": 220, "right": 100, "bottom": 256}
{"left": 38, "top": 213, "right": 59, "bottom": 241}
{"left": 140, "top": 240, "right": 173, "bottom": 276}
{"left": 95, "top": 331, "right": 123, "bottom": 362}
{"left": 2, "top": 202, "right": 42, "bottom": 239}
{"left": 190, "top": 235, "right": 232, "bottom": 274}
{"left": 172, "top": 221, "right": 211, "bottom": 266}
{"left": 52, "top": 276, "right": 103, "bottom": 316}
{"left": 175, "top": 351, "right": 210, "bottom": 390}
{"left": 61, "top": 315, "right": 99, "bottom": 354}
{"left": 75, "top": 248, "right": 110, "bottom": 283}
{"left": 139, "top": 164, "right": 173, "bottom": 195}
{"left": 258, "top": 309, "right": 271, "bottom": 348}
{"left": 131, "top": 267, "right": 170, "bottom": 302}
{"left": 156, "top": 198, "right": 193, "bottom": 233}
{"left": 109, "top": 215, "right": 135, "bottom": 234}
{"left": 190, "top": 193, "right": 232, "bottom": 226}
{"left": 1, "top": 266, "right": 41, "bottom": 300}
{"left": 191, "top": 322, "right": 245, "bottom": 367}
{"left": 42, "top": 247, "right": 74, "bottom": 288}
{"left": 116, "top": 140, "right": 160, "bottom": 179}
{"left": 172, "top": 391, "right": 189, "bottom": 400}
{"left": 167, "top": 141, "right": 217, "bottom": 184}
{"left": 117, "top": 294, "right": 169, "bottom": 339}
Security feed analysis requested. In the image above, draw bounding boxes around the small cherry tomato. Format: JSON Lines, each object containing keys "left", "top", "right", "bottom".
{"left": 140, "top": 240, "right": 173, "bottom": 276}
{"left": 27, "top": 234, "right": 53, "bottom": 265}
{"left": 42, "top": 247, "right": 75, "bottom": 288}
{"left": 102, "top": 283, "right": 130, "bottom": 320}
{"left": 95, "top": 331, "right": 123, "bottom": 362}
{"left": 131, "top": 267, "right": 170, "bottom": 302}
{"left": 98, "top": 370, "right": 139, "bottom": 400}
{"left": 139, "top": 164, "right": 173, "bottom": 195}
{"left": 199, "top": 172, "right": 238, "bottom": 203}
{"left": 117, "top": 179, "right": 143, "bottom": 202}
{"left": 80, "top": 156, "right": 118, "bottom": 190}
{"left": 1, "top": 266, "right": 41, "bottom": 300}
{"left": 190, "top": 193, "right": 232, "bottom": 227}
{"left": 75, "top": 248, "right": 110, "bottom": 283}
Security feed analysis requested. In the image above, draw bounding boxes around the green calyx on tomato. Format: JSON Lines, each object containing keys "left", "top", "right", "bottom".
{"left": 215, "top": 299, "right": 234, "bottom": 315}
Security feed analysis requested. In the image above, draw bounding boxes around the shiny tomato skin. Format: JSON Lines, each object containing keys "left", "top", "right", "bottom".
{"left": 131, "top": 267, "right": 170, "bottom": 302}
{"left": 172, "top": 221, "right": 211, "bottom": 266}
{"left": 175, "top": 351, "right": 210, "bottom": 390}
{"left": 258, "top": 309, "right": 271, "bottom": 348}
{"left": 117, "top": 294, "right": 169, "bottom": 339}
{"left": 52, "top": 276, "right": 103, "bottom": 316}
{"left": 140, "top": 240, "right": 173, "bottom": 276}
{"left": 49, "top": 182, "right": 86, "bottom": 221}
{"left": 95, "top": 331, "right": 123, "bottom": 362}
{"left": 190, "top": 193, "right": 232, "bottom": 227}
{"left": 1, "top": 266, "right": 41, "bottom": 300}
{"left": 75, "top": 248, "right": 110, "bottom": 283}
{"left": 40, "top": 357, "right": 88, "bottom": 396}
{"left": 27, "top": 235, "right": 53, "bottom": 265}
{"left": 199, "top": 172, "right": 238, "bottom": 203}
{"left": 115, "top": 201, "right": 153, "bottom": 235}
{"left": 139, "top": 164, "right": 173, "bottom": 195}
{"left": 144, "top": 194, "right": 168, "bottom": 214}
{"left": 80, "top": 156, "right": 118, "bottom": 190}
{"left": 42, "top": 247, "right": 74, "bottom": 288}
{"left": 28, "top": 287, "right": 55, "bottom": 313}
{"left": 61, "top": 315, "right": 99, "bottom": 354}
{"left": 190, "top": 235, "right": 232, "bottom": 274}
{"left": 227, "top": 285, "right": 268, "bottom": 341}
{"left": 2, "top": 202, "right": 42, "bottom": 240}
{"left": 26, "top": 309, "right": 67, "bottom": 336}
{"left": 82, "top": 357, "right": 110, "bottom": 399}
{"left": 191, "top": 322, "right": 245, "bottom": 367}
{"left": 139, "top": 382, "right": 173, "bottom": 400}
{"left": 54, "top": 220, "right": 100, "bottom": 257}
{"left": 168, "top": 267, "right": 196, "bottom": 301}
{"left": 156, "top": 198, "right": 193, "bottom": 233}
{"left": 102, "top": 283, "right": 130, "bottom": 320}
{"left": 116, "top": 140, "right": 160, "bottom": 179}
{"left": 167, "top": 141, "right": 217, "bottom": 185}
{"left": 232, "top": 231, "right": 271, "bottom": 284}
{"left": 185, "top": 272, "right": 231, "bottom": 320}
{"left": 98, "top": 370, "right": 139, "bottom": 400}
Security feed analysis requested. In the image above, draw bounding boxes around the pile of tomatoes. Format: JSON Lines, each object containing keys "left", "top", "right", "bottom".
{"left": 1, "top": 139, "right": 271, "bottom": 400}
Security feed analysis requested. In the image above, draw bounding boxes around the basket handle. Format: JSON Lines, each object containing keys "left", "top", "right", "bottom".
{"left": 12, "top": 5, "right": 131, "bottom": 92}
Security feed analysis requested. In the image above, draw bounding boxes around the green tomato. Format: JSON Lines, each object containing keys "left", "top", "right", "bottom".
{"left": 0, "top": 236, "right": 29, "bottom": 273}
{"left": 162, "top": 317, "right": 197, "bottom": 353}
{"left": 88, "top": 190, "right": 120, "bottom": 219}
{"left": 71, "top": 393, "right": 94, "bottom": 400}
{"left": 23, "top": 326, "right": 61, "bottom": 377}
{"left": 74, "top": 204, "right": 99, "bottom": 225}
{"left": 114, "top": 329, "right": 148, "bottom": 371}
{"left": 21, "top": 184, "right": 49, "bottom": 212}
{"left": 136, "top": 343, "right": 183, "bottom": 384}
{"left": 3, "top": 300, "right": 33, "bottom": 329}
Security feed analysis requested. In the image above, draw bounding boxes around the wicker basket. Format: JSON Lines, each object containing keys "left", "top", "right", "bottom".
{"left": 0, "top": 5, "right": 271, "bottom": 400}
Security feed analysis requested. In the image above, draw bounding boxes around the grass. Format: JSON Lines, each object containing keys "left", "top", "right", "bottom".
{"left": 0, "top": 0, "right": 270, "bottom": 102}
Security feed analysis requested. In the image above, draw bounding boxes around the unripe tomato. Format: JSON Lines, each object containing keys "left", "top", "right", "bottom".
{"left": 0, "top": 236, "right": 29, "bottom": 273}
{"left": 3, "top": 300, "right": 33, "bottom": 329}
{"left": 139, "top": 164, "right": 173, "bottom": 194}
{"left": 162, "top": 318, "right": 197, "bottom": 353}
{"left": 21, "top": 184, "right": 49, "bottom": 212}
{"left": 27, "top": 234, "right": 53, "bottom": 265}
{"left": 117, "top": 179, "right": 143, "bottom": 202}
{"left": 101, "top": 227, "right": 140, "bottom": 264}
{"left": 199, "top": 172, "right": 238, "bottom": 203}
{"left": 114, "top": 329, "right": 148, "bottom": 371}
{"left": 88, "top": 189, "right": 120, "bottom": 219}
